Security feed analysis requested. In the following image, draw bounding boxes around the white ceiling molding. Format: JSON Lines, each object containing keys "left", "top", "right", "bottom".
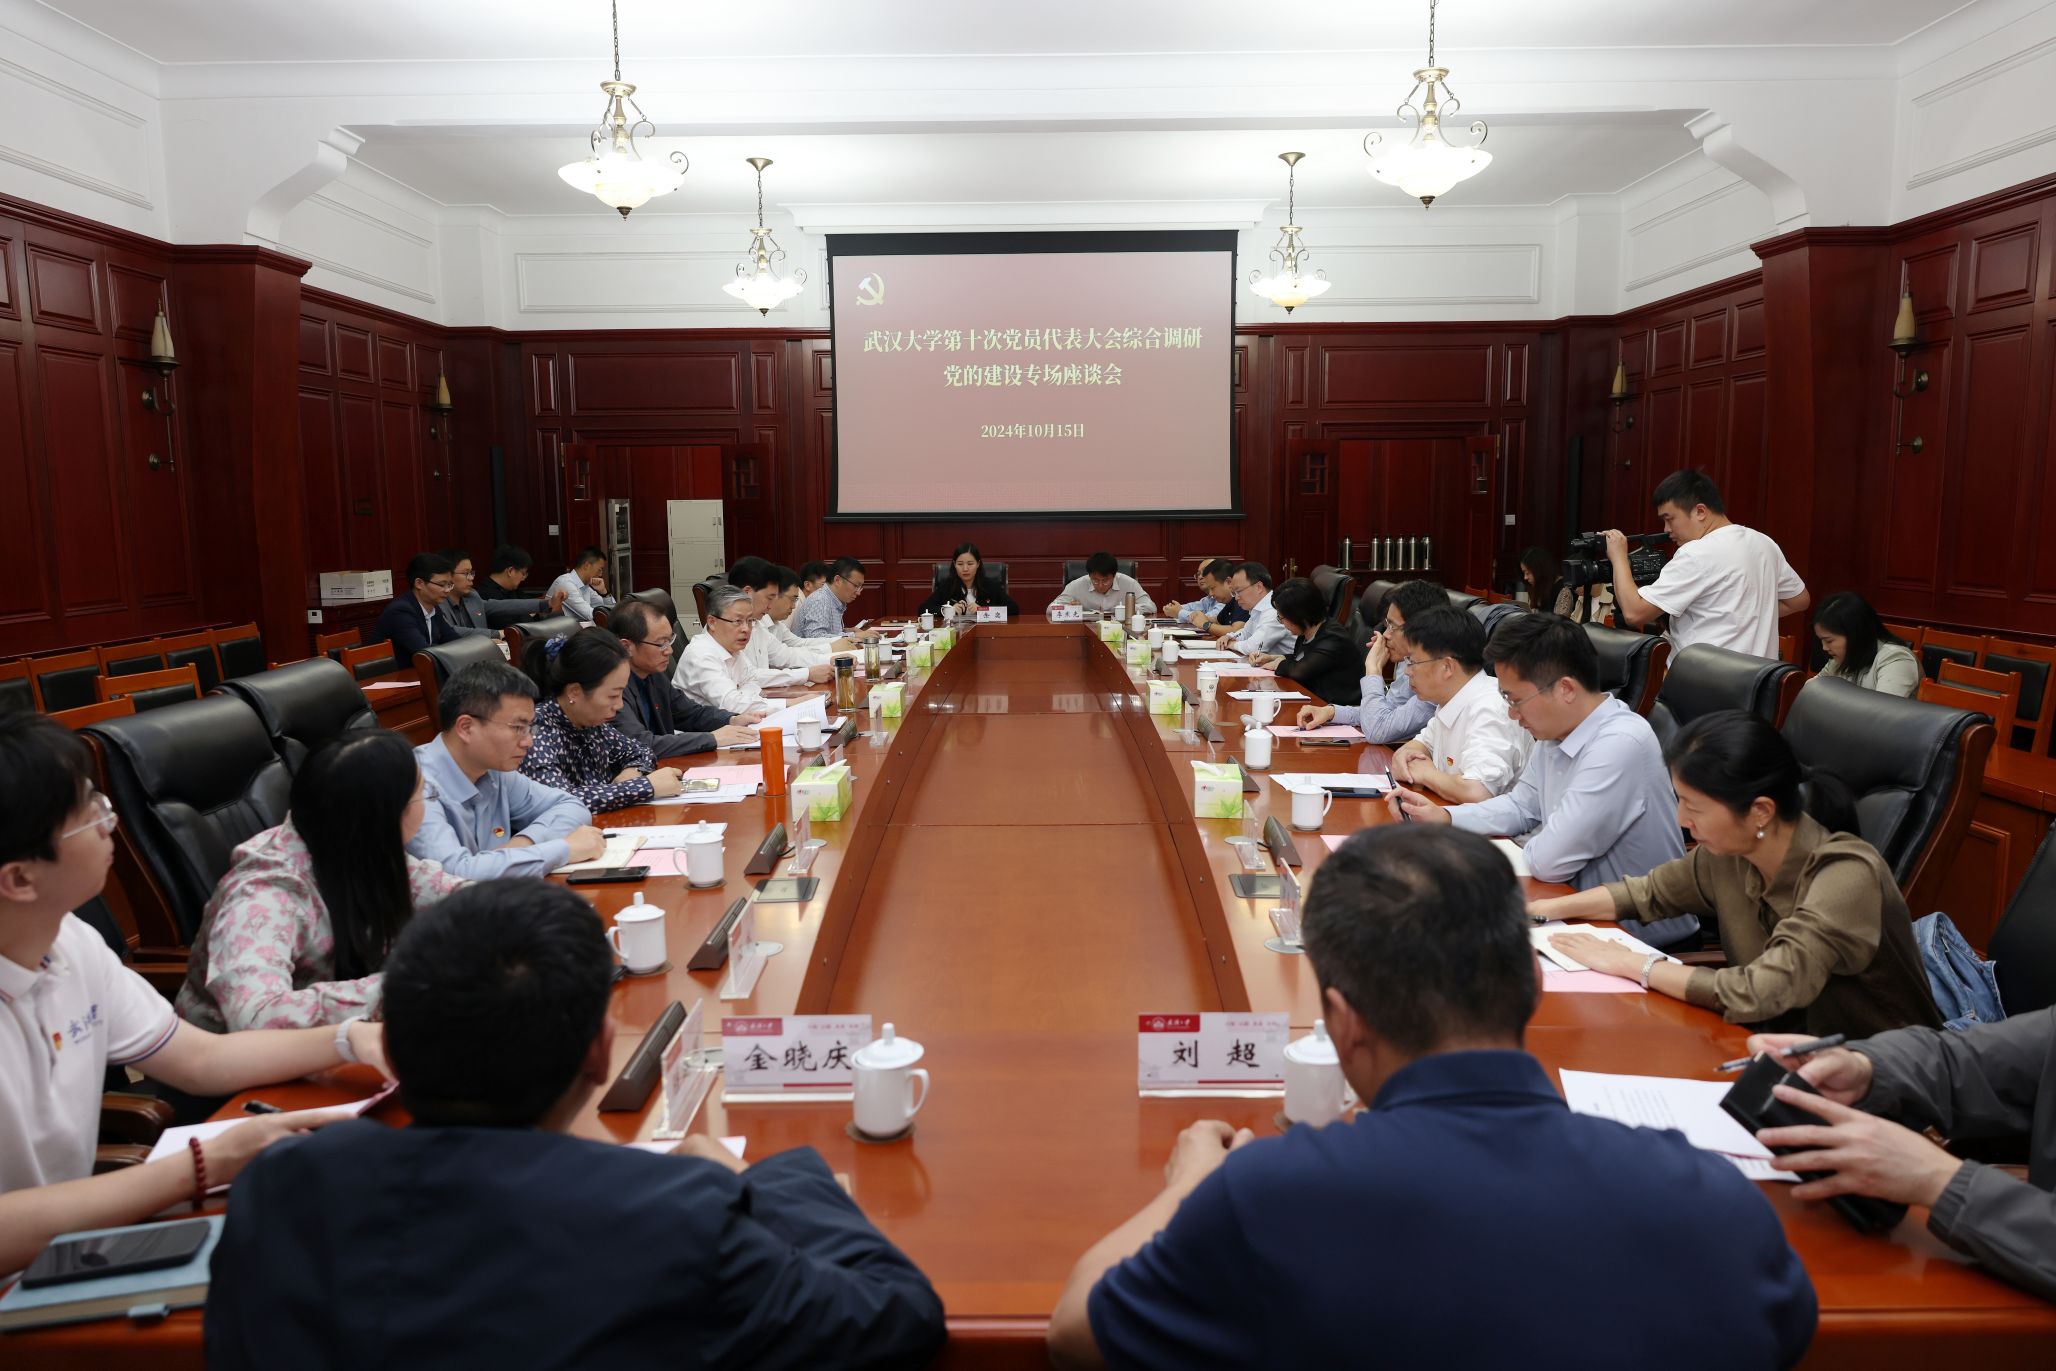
{"left": 785, "top": 200, "right": 1269, "bottom": 234}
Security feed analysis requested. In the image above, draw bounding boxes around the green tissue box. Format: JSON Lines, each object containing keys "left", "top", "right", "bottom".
{"left": 1190, "top": 760, "right": 1246, "bottom": 819}
{"left": 794, "top": 762, "right": 853, "bottom": 821}
{"left": 1148, "top": 680, "right": 1185, "bottom": 715}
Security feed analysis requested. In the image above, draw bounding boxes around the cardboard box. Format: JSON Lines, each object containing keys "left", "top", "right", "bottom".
{"left": 908, "top": 639, "right": 934, "bottom": 669}
{"left": 1097, "top": 620, "right": 1125, "bottom": 647}
{"left": 1148, "top": 680, "right": 1185, "bottom": 715}
{"left": 1190, "top": 760, "right": 1245, "bottom": 819}
{"left": 1125, "top": 638, "right": 1152, "bottom": 667}
{"left": 793, "top": 762, "right": 854, "bottom": 822}
{"left": 870, "top": 682, "right": 905, "bottom": 717}
{"left": 933, "top": 626, "right": 953, "bottom": 656}
{"left": 318, "top": 569, "right": 393, "bottom": 604}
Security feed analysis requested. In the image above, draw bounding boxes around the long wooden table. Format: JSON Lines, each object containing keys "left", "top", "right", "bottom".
{"left": 15, "top": 621, "right": 2056, "bottom": 1368}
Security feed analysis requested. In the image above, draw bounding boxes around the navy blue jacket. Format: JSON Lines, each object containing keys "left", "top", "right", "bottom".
{"left": 206, "top": 1121, "right": 945, "bottom": 1370}
{"left": 1090, "top": 1050, "right": 1816, "bottom": 1370}
{"left": 369, "top": 593, "right": 456, "bottom": 663}
{"left": 617, "top": 669, "right": 734, "bottom": 760}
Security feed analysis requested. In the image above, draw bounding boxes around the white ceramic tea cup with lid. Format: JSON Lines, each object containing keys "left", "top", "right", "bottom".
{"left": 1283, "top": 1020, "right": 1354, "bottom": 1126}
{"left": 852, "top": 1023, "right": 930, "bottom": 1138}
{"left": 606, "top": 893, "right": 668, "bottom": 974}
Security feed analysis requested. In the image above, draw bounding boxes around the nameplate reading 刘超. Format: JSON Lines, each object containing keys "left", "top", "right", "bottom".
{"left": 722, "top": 1014, "right": 873, "bottom": 1101}
{"left": 1137, "top": 1013, "right": 1289, "bottom": 1096}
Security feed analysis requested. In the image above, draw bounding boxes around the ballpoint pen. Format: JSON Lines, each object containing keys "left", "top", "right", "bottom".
{"left": 1718, "top": 1033, "right": 1846, "bottom": 1072}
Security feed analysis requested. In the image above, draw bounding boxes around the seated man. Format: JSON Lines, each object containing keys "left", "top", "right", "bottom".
{"left": 0, "top": 712, "right": 390, "bottom": 1276}
{"left": 793, "top": 556, "right": 879, "bottom": 642}
{"left": 1392, "top": 613, "right": 1684, "bottom": 889}
{"left": 476, "top": 544, "right": 569, "bottom": 616}
{"left": 1385, "top": 606, "right": 1529, "bottom": 803}
{"left": 610, "top": 601, "right": 758, "bottom": 760}
{"left": 798, "top": 559, "right": 832, "bottom": 599}
{"left": 407, "top": 661, "right": 602, "bottom": 879}
{"left": 547, "top": 546, "right": 616, "bottom": 624}
{"left": 674, "top": 584, "right": 778, "bottom": 715}
{"left": 1049, "top": 552, "right": 1157, "bottom": 618}
{"left": 1047, "top": 825, "right": 1816, "bottom": 1370}
{"left": 1296, "top": 579, "right": 1444, "bottom": 744}
{"left": 1223, "top": 562, "right": 1293, "bottom": 658}
{"left": 1747, "top": 1011, "right": 2056, "bottom": 1303}
{"left": 368, "top": 552, "right": 459, "bottom": 661}
{"left": 205, "top": 879, "right": 947, "bottom": 1369}
{"left": 432, "top": 548, "right": 496, "bottom": 638}
{"left": 726, "top": 558, "right": 840, "bottom": 683}
{"left": 760, "top": 563, "right": 856, "bottom": 658}
{"left": 1173, "top": 558, "right": 1246, "bottom": 637}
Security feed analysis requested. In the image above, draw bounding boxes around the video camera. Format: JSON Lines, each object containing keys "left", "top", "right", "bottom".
{"left": 1563, "top": 531, "right": 1668, "bottom": 589}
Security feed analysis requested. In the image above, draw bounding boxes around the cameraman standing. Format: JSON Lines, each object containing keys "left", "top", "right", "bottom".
{"left": 1607, "top": 468, "right": 1808, "bottom": 658}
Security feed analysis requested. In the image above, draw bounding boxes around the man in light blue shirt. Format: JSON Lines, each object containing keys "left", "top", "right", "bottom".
{"left": 406, "top": 661, "right": 601, "bottom": 880}
{"left": 1295, "top": 579, "right": 1446, "bottom": 744}
{"left": 1390, "top": 613, "right": 1683, "bottom": 890}
{"left": 1173, "top": 557, "right": 1241, "bottom": 628}
{"left": 1225, "top": 562, "right": 1294, "bottom": 658}
{"left": 793, "top": 556, "right": 878, "bottom": 641}
{"left": 548, "top": 546, "right": 616, "bottom": 624}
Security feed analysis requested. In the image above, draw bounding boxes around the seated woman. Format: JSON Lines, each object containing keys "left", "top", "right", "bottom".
{"left": 1531, "top": 711, "right": 1943, "bottom": 1039}
{"left": 1520, "top": 546, "right": 1581, "bottom": 620}
{"left": 1252, "top": 576, "right": 1362, "bottom": 706}
{"left": 1814, "top": 591, "right": 1919, "bottom": 697}
{"left": 177, "top": 730, "right": 464, "bottom": 1032}
{"left": 917, "top": 542, "right": 1020, "bottom": 618}
{"left": 520, "top": 627, "right": 685, "bottom": 813}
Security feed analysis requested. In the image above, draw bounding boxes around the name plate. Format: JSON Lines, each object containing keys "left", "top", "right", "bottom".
{"left": 722, "top": 1014, "right": 872, "bottom": 1100}
{"left": 653, "top": 999, "right": 713, "bottom": 1139}
{"left": 719, "top": 903, "right": 768, "bottom": 999}
{"left": 1049, "top": 604, "right": 1087, "bottom": 622}
{"left": 975, "top": 606, "right": 1009, "bottom": 623}
{"left": 1137, "top": 1012, "right": 1289, "bottom": 1095}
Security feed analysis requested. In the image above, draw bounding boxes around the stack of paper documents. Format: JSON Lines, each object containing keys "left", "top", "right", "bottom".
{"left": 558, "top": 832, "right": 646, "bottom": 873}
{"left": 1558, "top": 1070, "right": 1794, "bottom": 1182}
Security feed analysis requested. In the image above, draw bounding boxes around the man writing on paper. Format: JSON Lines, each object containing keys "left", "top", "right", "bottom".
{"left": 1609, "top": 468, "right": 1808, "bottom": 658}
{"left": 1296, "top": 580, "right": 1443, "bottom": 745}
{"left": 1389, "top": 614, "right": 1684, "bottom": 890}
{"left": 205, "top": 880, "right": 946, "bottom": 1368}
{"left": 610, "top": 602, "right": 759, "bottom": 759}
{"left": 407, "top": 662, "right": 603, "bottom": 879}
{"left": 1048, "top": 551, "right": 1158, "bottom": 618}
{"left": 1742, "top": 1011, "right": 2056, "bottom": 1303}
{"left": 1047, "top": 826, "right": 1815, "bottom": 1370}
{"left": 1174, "top": 558, "right": 1247, "bottom": 639}
{"left": 674, "top": 585, "right": 779, "bottom": 716}
{"left": 1382, "top": 607, "right": 1529, "bottom": 803}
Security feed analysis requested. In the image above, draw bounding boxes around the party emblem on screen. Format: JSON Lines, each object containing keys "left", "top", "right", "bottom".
{"left": 854, "top": 273, "right": 886, "bottom": 306}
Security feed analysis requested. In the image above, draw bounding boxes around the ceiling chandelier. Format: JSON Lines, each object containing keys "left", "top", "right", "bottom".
{"left": 556, "top": 0, "right": 688, "bottom": 217}
{"left": 1248, "top": 152, "right": 1331, "bottom": 314}
{"left": 1362, "top": 0, "right": 1492, "bottom": 208}
{"left": 723, "top": 157, "right": 807, "bottom": 315}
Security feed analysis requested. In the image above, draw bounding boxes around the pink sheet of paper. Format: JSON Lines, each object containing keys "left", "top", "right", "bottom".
{"left": 1321, "top": 835, "right": 1347, "bottom": 852}
{"left": 1209, "top": 665, "right": 1276, "bottom": 678}
{"left": 1541, "top": 969, "right": 1644, "bottom": 994}
{"left": 680, "top": 764, "right": 771, "bottom": 788}
{"left": 1268, "top": 725, "right": 1364, "bottom": 740}
{"left": 635, "top": 848, "right": 689, "bottom": 877}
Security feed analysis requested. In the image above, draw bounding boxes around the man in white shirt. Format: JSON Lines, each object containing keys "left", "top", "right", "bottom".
{"left": 547, "top": 546, "right": 617, "bottom": 624}
{"left": 1608, "top": 469, "right": 1808, "bottom": 658}
{"left": 674, "top": 584, "right": 779, "bottom": 715}
{"left": 1047, "top": 552, "right": 1158, "bottom": 618}
{"left": 730, "top": 558, "right": 856, "bottom": 663}
{"left": 1388, "top": 607, "right": 1530, "bottom": 803}
{"left": 1224, "top": 562, "right": 1294, "bottom": 658}
{"left": 0, "top": 712, "right": 392, "bottom": 1276}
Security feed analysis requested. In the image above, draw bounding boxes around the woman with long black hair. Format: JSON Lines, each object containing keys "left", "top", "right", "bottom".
{"left": 1814, "top": 590, "right": 1919, "bottom": 697}
{"left": 1520, "top": 546, "right": 1579, "bottom": 620}
{"left": 178, "top": 730, "right": 464, "bottom": 1031}
{"left": 917, "top": 542, "right": 1021, "bottom": 617}
{"left": 1530, "top": 710, "right": 1942, "bottom": 1038}
{"left": 519, "top": 627, "right": 685, "bottom": 813}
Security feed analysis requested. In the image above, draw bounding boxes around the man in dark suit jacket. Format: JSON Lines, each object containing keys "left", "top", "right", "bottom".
{"left": 1259, "top": 577, "right": 1364, "bottom": 705}
{"left": 611, "top": 601, "right": 755, "bottom": 758}
{"left": 369, "top": 552, "right": 459, "bottom": 662}
{"left": 206, "top": 880, "right": 946, "bottom": 1371}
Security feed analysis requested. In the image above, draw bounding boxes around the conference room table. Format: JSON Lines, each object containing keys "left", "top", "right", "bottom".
{"left": 15, "top": 619, "right": 2056, "bottom": 1369}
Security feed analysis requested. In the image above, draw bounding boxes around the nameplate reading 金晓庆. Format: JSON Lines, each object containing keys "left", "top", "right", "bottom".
{"left": 722, "top": 1014, "right": 873, "bottom": 1101}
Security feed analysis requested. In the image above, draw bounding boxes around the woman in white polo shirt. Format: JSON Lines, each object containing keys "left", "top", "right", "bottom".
{"left": 1387, "top": 606, "right": 1531, "bottom": 804}
{"left": 0, "top": 713, "right": 391, "bottom": 1276}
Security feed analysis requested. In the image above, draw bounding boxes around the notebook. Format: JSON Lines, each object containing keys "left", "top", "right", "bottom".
{"left": 0, "top": 1216, "right": 223, "bottom": 1332}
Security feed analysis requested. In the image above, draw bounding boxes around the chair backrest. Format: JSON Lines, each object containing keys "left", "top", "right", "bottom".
{"left": 1582, "top": 623, "right": 1668, "bottom": 716}
{"left": 1647, "top": 644, "right": 1798, "bottom": 751}
{"left": 1989, "top": 823, "right": 2056, "bottom": 1015}
{"left": 624, "top": 588, "right": 688, "bottom": 656}
{"left": 1920, "top": 629, "right": 1985, "bottom": 681}
{"left": 52, "top": 697, "right": 136, "bottom": 730}
{"left": 1308, "top": 565, "right": 1352, "bottom": 625}
{"left": 1442, "top": 587, "right": 1482, "bottom": 615}
{"left": 1471, "top": 601, "right": 1528, "bottom": 644}
{"left": 690, "top": 581, "right": 713, "bottom": 626}
{"left": 1062, "top": 559, "right": 1139, "bottom": 584}
{"left": 315, "top": 627, "right": 362, "bottom": 661}
{"left": 1920, "top": 675, "right": 2017, "bottom": 746}
{"left": 86, "top": 695, "right": 292, "bottom": 942}
{"left": 0, "top": 659, "right": 35, "bottom": 714}
{"left": 1781, "top": 675, "right": 1994, "bottom": 916}
{"left": 1882, "top": 622, "right": 1926, "bottom": 653}
{"left": 413, "top": 635, "right": 510, "bottom": 727}
{"left": 97, "top": 641, "right": 167, "bottom": 678}
{"left": 506, "top": 614, "right": 579, "bottom": 651}
{"left": 929, "top": 562, "right": 1012, "bottom": 595}
{"left": 590, "top": 605, "right": 610, "bottom": 630}
{"left": 338, "top": 641, "right": 401, "bottom": 682}
{"left": 31, "top": 649, "right": 102, "bottom": 714}
{"left": 1356, "top": 580, "right": 1401, "bottom": 629}
{"left": 212, "top": 623, "right": 267, "bottom": 679}
{"left": 96, "top": 664, "right": 201, "bottom": 713}
{"left": 1978, "top": 637, "right": 2055, "bottom": 755}
{"left": 216, "top": 657, "right": 380, "bottom": 774}
{"left": 155, "top": 631, "right": 222, "bottom": 695}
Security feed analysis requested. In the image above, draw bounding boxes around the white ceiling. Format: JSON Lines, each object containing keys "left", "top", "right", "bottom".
{"left": 38, "top": 0, "right": 1979, "bottom": 64}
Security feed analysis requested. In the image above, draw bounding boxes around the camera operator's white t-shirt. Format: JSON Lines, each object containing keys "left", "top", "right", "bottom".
{"left": 1640, "top": 523, "right": 1804, "bottom": 658}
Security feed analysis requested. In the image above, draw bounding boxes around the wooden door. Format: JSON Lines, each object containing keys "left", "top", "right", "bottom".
{"left": 1278, "top": 437, "right": 1338, "bottom": 580}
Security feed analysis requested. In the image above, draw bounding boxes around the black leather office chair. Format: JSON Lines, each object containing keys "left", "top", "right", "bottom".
{"left": 1308, "top": 565, "right": 1353, "bottom": 625}
{"left": 1061, "top": 559, "right": 1138, "bottom": 584}
{"left": 1989, "top": 825, "right": 2056, "bottom": 1016}
{"left": 85, "top": 696, "right": 292, "bottom": 943}
{"left": 482, "top": 598, "right": 552, "bottom": 630}
{"left": 217, "top": 658, "right": 380, "bottom": 774}
{"left": 505, "top": 615, "right": 580, "bottom": 662}
{"left": 1471, "top": 601, "right": 1528, "bottom": 644}
{"left": 1646, "top": 645, "right": 1800, "bottom": 751}
{"left": 413, "top": 635, "right": 510, "bottom": 726}
{"left": 929, "top": 562, "right": 1011, "bottom": 595}
{"left": 1583, "top": 623, "right": 1669, "bottom": 716}
{"left": 1356, "top": 580, "right": 1401, "bottom": 630}
{"left": 1442, "top": 587, "right": 1482, "bottom": 615}
{"left": 1780, "top": 675, "right": 1994, "bottom": 918}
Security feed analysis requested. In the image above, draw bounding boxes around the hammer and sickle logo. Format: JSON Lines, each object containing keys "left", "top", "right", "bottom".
{"left": 855, "top": 273, "right": 886, "bottom": 306}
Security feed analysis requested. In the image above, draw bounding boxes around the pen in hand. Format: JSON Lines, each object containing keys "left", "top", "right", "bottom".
{"left": 1717, "top": 1033, "right": 1847, "bottom": 1072}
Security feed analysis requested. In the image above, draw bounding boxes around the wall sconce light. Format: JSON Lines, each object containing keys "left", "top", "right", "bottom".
{"left": 139, "top": 304, "right": 179, "bottom": 471}
{"left": 1888, "top": 285, "right": 1928, "bottom": 455}
{"left": 1608, "top": 356, "right": 1636, "bottom": 432}
{"left": 427, "top": 373, "right": 454, "bottom": 442}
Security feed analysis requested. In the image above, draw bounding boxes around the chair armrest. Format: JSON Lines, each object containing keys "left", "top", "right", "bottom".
{"left": 92, "top": 1143, "right": 154, "bottom": 1174}
{"left": 1674, "top": 949, "right": 1729, "bottom": 968}
{"left": 100, "top": 1091, "right": 176, "bottom": 1145}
